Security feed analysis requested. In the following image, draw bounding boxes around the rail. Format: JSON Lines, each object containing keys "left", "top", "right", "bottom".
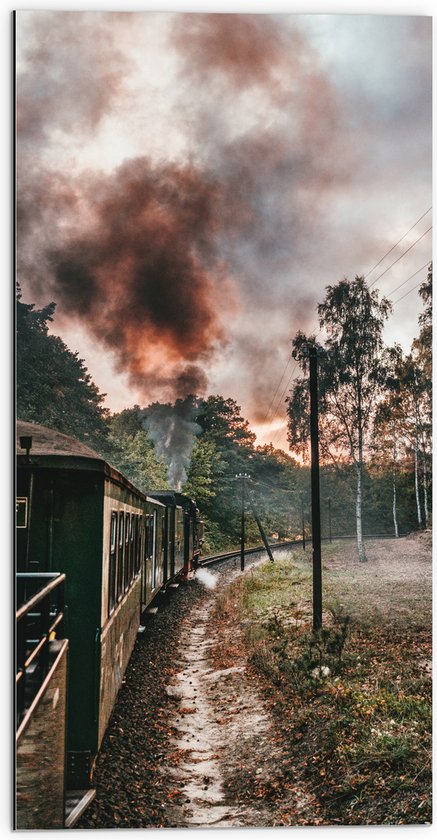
{"left": 16, "top": 572, "right": 66, "bottom": 725}
{"left": 200, "top": 532, "right": 409, "bottom": 566}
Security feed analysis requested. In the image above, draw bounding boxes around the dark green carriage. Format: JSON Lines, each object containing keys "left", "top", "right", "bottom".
{"left": 149, "top": 491, "right": 203, "bottom": 575}
{"left": 16, "top": 421, "right": 163, "bottom": 787}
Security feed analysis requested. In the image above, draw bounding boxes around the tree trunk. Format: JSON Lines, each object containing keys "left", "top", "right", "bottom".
{"left": 392, "top": 439, "right": 399, "bottom": 538}
{"left": 414, "top": 430, "right": 423, "bottom": 528}
{"left": 422, "top": 445, "right": 429, "bottom": 529}
{"left": 356, "top": 459, "right": 367, "bottom": 562}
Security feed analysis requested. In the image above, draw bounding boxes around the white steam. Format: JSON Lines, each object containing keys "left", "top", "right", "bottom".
{"left": 195, "top": 568, "right": 217, "bottom": 590}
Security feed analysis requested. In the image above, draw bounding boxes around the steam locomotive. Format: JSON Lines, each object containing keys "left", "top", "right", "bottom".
{"left": 16, "top": 420, "right": 203, "bottom": 804}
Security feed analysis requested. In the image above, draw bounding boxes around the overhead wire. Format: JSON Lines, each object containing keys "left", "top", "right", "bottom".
{"left": 392, "top": 279, "right": 427, "bottom": 307}
{"left": 249, "top": 477, "right": 302, "bottom": 495}
{"left": 259, "top": 208, "right": 432, "bottom": 449}
{"left": 364, "top": 206, "right": 432, "bottom": 280}
{"left": 260, "top": 353, "right": 294, "bottom": 425}
{"left": 386, "top": 261, "right": 430, "bottom": 298}
{"left": 262, "top": 325, "right": 324, "bottom": 430}
{"left": 367, "top": 225, "right": 432, "bottom": 289}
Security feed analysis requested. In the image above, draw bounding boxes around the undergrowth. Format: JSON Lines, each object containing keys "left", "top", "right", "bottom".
{"left": 216, "top": 546, "right": 432, "bottom": 826}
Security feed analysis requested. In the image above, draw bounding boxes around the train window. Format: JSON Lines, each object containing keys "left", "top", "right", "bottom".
{"left": 117, "top": 512, "right": 124, "bottom": 601}
{"left": 130, "top": 515, "right": 136, "bottom": 582}
{"left": 134, "top": 516, "right": 141, "bottom": 576}
{"left": 144, "top": 515, "right": 149, "bottom": 561}
{"left": 108, "top": 511, "right": 118, "bottom": 615}
{"left": 151, "top": 511, "right": 157, "bottom": 589}
{"left": 124, "top": 513, "right": 130, "bottom": 591}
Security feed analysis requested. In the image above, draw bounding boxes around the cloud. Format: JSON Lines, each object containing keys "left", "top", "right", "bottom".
{"left": 16, "top": 11, "right": 129, "bottom": 147}
{"left": 15, "top": 12, "right": 432, "bottom": 425}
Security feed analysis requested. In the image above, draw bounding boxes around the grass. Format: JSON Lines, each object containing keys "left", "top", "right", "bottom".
{"left": 215, "top": 537, "right": 432, "bottom": 826}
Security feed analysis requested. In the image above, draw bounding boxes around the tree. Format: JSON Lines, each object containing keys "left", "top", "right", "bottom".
{"left": 193, "top": 396, "right": 258, "bottom": 547}
{"left": 183, "top": 437, "right": 221, "bottom": 507}
{"left": 371, "top": 392, "right": 404, "bottom": 538}
{"left": 196, "top": 395, "right": 256, "bottom": 449}
{"left": 410, "top": 262, "right": 432, "bottom": 526}
{"left": 16, "top": 286, "right": 110, "bottom": 451}
{"left": 110, "top": 407, "right": 144, "bottom": 437}
{"left": 248, "top": 444, "right": 304, "bottom": 539}
{"left": 391, "top": 352, "right": 430, "bottom": 529}
{"left": 287, "top": 276, "right": 391, "bottom": 561}
{"left": 106, "top": 429, "right": 170, "bottom": 493}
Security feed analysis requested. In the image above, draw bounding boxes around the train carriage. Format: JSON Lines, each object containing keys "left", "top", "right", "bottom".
{"left": 16, "top": 421, "right": 168, "bottom": 789}
{"left": 149, "top": 490, "right": 203, "bottom": 576}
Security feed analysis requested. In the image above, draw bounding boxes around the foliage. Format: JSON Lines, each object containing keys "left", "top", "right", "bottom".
{"left": 16, "top": 286, "right": 110, "bottom": 451}
{"left": 196, "top": 395, "right": 256, "bottom": 449}
{"left": 109, "top": 407, "right": 144, "bottom": 437}
{"left": 16, "top": 268, "right": 432, "bottom": 553}
{"left": 192, "top": 395, "right": 259, "bottom": 546}
{"left": 216, "top": 539, "right": 432, "bottom": 825}
{"left": 105, "top": 429, "right": 170, "bottom": 493}
{"left": 287, "top": 277, "right": 391, "bottom": 561}
{"left": 182, "top": 437, "right": 220, "bottom": 507}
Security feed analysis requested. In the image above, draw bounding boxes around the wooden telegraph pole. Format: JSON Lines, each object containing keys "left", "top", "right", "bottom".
{"left": 236, "top": 473, "right": 250, "bottom": 571}
{"left": 300, "top": 492, "right": 306, "bottom": 551}
{"left": 309, "top": 346, "right": 323, "bottom": 630}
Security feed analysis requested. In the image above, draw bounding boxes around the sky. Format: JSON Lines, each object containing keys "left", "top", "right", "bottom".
{"left": 15, "top": 5, "right": 432, "bottom": 453}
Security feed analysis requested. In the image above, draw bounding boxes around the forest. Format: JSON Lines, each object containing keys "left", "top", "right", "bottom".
{"left": 16, "top": 266, "right": 432, "bottom": 556}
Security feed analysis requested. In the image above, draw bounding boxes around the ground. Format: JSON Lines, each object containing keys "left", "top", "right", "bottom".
{"left": 77, "top": 532, "right": 432, "bottom": 829}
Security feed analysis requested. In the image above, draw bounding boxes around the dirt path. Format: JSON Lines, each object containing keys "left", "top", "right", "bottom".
{"left": 77, "top": 535, "right": 431, "bottom": 829}
{"left": 164, "top": 563, "right": 317, "bottom": 828}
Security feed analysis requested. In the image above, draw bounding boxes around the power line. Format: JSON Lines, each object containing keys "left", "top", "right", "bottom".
{"left": 368, "top": 226, "right": 432, "bottom": 289}
{"left": 266, "top": 252, "right": 429, "bottom": 448}
{"left": 260, "top": 210, "right": 432, "bottom": 442}
{"left": 249, "top": 477, "right": 302, "bottom": 495}
{"left": 392, "top": 279, "right": 426, "bottom": 306}
{"left": 386, "top": 262, "right": 429, "bottom": 298}
{"left": 263, "top": 326, "right": 324, "bottom": 431}
{"left": 269, "top": 418, "right": 291, "bottom": 449}
{"left": 260, "top": 353, "right": 294, "bottom": 425}
{"left": 364, "top": 207, "right": 432, "bottom": 281}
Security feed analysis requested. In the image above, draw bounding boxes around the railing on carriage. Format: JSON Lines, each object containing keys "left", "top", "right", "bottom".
{"left": 16, "top": 572, "right": 66, "bottom": 731}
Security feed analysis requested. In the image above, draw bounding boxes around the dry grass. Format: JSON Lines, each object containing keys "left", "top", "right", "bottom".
{"left": 219, "top": 533, "right": 432, "bottom": 826}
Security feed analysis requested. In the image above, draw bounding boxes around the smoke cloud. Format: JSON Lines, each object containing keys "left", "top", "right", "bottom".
{"left": 16, "top": 11, "right": 352, "bottom": 414}
{"left": 19, "top": 157, "right": 238, "bottom": 402}
{"left": 16, "top": 12, "right": 432, "bottom": 431}
{"left": 141, "top": 397, "right": 201, "bottom": 489}
{"left": 17, "top": 11, "right": 129, "bottom": 146}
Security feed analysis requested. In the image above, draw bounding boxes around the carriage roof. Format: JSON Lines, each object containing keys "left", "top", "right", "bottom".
{"left": 16, "top": 420, "right": 165, "bottom": 505}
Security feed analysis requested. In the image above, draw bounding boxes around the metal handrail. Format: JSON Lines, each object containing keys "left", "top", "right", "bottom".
{"left": 16, "top": 573, "right": 66, "bottom": 723}
{"left": 16, "top": 573, "right": 66, "bottom": 618}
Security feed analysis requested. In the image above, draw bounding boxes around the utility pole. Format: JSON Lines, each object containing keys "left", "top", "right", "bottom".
{"left": 236, "top": 473, "right": 250, "bottom": 571}
{"left": 300, "top": 493, "right": 306, "bottom": 551}
{"left": 309, "top": 346, "right": 322, "bottom": 630}
{"left": 328, "top": 497, "right": 332, "bottom": 543}
{"left": 246, "top": 486, "right": 274, "bottom": 562}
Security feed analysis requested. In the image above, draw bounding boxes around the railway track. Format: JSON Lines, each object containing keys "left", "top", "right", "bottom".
{"left": 199, "top": 532, "right": 407, "bottom": 568}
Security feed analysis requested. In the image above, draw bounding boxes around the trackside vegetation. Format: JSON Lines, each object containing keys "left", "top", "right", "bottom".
{"left": 16, "top": 267, "right": 432, "bottom": 558}
{"left": 213, "top": 536, "right": 432, "bottom": 825}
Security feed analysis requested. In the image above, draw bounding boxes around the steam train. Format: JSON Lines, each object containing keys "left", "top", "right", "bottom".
{"left": 16, "top": 420, "right": 203, "bottom": 805}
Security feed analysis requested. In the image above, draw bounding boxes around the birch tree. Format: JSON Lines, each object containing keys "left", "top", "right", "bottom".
{"left": 395, "top": 353, "right": 431, "bottom": 529}
{"left": 287, "top": 276, "right": 391, "bottom": 562}
{"left": 371, "top": 393, "right": 406, "bottom": 538}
